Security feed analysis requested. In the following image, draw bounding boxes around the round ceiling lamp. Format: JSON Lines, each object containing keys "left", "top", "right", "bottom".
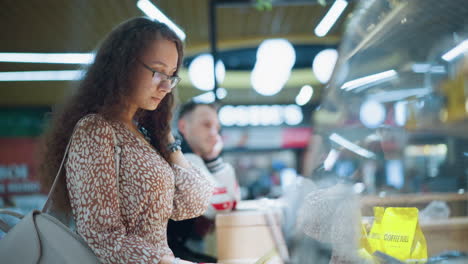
{"left": 189, "top": 53, "right": 225, "bottom": 91}
{"left": 312, "top": 48, "right": 338, "bottom": 84}
{"left": 251, "top": 39, "right": 296, "bottom": 96}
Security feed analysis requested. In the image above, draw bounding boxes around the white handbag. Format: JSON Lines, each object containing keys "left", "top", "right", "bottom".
{"left": 0, "top": 119, "right": 121, "bottom": 263}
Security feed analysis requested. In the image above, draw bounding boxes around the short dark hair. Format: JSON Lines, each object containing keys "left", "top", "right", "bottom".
{"left": 177, "top": 100, "right": 218, "bottom": 120}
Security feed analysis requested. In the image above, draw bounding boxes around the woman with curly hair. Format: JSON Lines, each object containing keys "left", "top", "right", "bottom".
{"left": 38, "top": 17, "right": 213, "bottom": 264}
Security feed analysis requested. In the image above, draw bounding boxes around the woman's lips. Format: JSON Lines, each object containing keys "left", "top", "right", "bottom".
{"left": 151, "top": 97, "right": 161, "bottom": 102}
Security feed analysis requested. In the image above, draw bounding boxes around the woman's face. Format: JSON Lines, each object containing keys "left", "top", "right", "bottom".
{"left": 130, "top": 38, "right": 179, "bottom": 111}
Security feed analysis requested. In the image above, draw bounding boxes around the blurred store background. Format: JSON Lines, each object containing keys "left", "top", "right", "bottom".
{"left": 1, "top": 1, "right": 468, "bottom": 261}
{"left": 0, "top": 0, "right": 353, "bottom": 204}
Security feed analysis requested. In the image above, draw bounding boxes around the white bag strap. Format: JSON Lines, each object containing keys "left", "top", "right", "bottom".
{"left": 42, "top": 116, "right": 121, "bottom": 213}
{"left": 42, "top": 129, "right": 75, "bottom": 212}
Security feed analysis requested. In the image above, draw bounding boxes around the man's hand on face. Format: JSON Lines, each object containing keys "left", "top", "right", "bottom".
{"left": 202, "top": 135, "right": 223, "bottom": 160}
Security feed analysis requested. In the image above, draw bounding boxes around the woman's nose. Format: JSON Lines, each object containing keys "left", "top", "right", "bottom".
{"left": 158, "top": 80, "right": 172, "bottom": 92}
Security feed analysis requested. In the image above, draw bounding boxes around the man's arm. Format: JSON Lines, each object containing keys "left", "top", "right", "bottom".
{"left": 184, "top": 154, "right": 241, "bottom": 218}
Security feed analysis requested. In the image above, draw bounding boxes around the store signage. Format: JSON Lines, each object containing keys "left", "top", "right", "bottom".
{"left": 219, "top": 104, "right": 303, "bottom": 127}
{"left": 222, "top": 126, "right": 312, "bottom": 150}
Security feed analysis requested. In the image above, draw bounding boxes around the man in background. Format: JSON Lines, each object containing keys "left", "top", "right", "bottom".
{"left": 168, "top": 101, "right": 241, "bottom": 262}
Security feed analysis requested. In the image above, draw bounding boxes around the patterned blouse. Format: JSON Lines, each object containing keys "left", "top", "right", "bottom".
{"left": 65, "top": 114, "right": 214, "bottom": 264}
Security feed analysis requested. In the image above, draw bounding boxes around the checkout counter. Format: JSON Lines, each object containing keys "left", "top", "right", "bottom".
{"left": 215, "top": 193, "right": 468, "bottom": 263}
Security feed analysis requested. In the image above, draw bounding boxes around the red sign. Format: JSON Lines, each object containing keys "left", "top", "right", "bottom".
{"left": 0, "top": 138, "right": 41, "bottom": 197}
{"left": 282, "top": 127, "right": 313, "bottom": 148}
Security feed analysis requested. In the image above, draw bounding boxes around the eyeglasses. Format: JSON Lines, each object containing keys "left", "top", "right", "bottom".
{"left": 139, "top": 61, "right": 181, "bottom": 89}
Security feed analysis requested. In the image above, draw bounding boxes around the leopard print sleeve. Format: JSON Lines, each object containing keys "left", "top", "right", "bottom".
{"left": 66, "top": 115, "right": 164, "bottom": 264}
{"left": 170, "top": 162, "right": 214, "bottom": 221}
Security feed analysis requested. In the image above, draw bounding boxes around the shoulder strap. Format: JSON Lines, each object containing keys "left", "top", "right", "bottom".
{"left": 42, "top": 125, "right": 77, "bottom": 213}
{"left": 42, "top": 116, "right": 121, "bottom": 213}
{"left": 112, "top": 128, "right": 121, "bottom": 191}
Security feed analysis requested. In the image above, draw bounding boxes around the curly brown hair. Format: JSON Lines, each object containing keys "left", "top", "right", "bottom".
{"left": 38, "top": 17, "right": 184, "bottom": 214}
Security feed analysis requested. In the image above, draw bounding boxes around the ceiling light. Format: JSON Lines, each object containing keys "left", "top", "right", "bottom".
{"left": 367, "top": 88, "right": 430, "bottom": 103}
{"left": 266, "top": 105, "right": 283, "bottom": 126}
{"left": 314, "top": 0, "right": 348, "bottom": 37}
{"left": 359, "top": 100, "right": 386, "bottom": 128}
{"left": 441, "top": 39, "right": 468, "bottom": 61}
{"left": 137, "top": 0, "right": 186, "bottom": 41}
{"left": 295, "top": 85, "right": 314, "bottom": 106}
{"left": 323, "top": 149, "right": 339, "bottom": 170}
{"left": 256, "top": 39, "right": 296, "bottom": 68}
{"left": 235, "top": 106, "right": 250, "bottom": 126}
{"left": 251, "top": 67, "right": 289, "bottom": 96}
{"left": 283, "top": 105, "right": 303, "bottom": 125}
{"left": 411, "top": 63, "right": 445, "bottom": 74}
{"left": 219, "top": 105, "right": 300, "bottom": 127}
{"left": 219, "top": 105, "right": 237, "bottom": 126}
{"left": 188, "top": 53, "right": 225, "bottom": 91}
{"left": 216, "top": 87, "right": 228, "bottom": 100}
{"left": 251, "top": 39, "right": 295, "bottom": 96}
{"left": 0, "top": 70, "right": 84, "bottom": 81}
{"left": 341, "top": 69, "right": 397, "bottom": 91}
{"left": 329, "top": 133, "right": 376, "bottom": 159}
{"left": 0, "top": 52, "right": 94, "bottom": 64}
{"left": 248, "top": 105, "right": 262, "bottom": 126}
{"left": 313, "top": 49, "right": 338, "bottom": 83}
{"left": 192, "top": 92, "right": 215, "bottom": 104}
{"left": 395, "top": 101, "right": 407, "bottom": 126}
